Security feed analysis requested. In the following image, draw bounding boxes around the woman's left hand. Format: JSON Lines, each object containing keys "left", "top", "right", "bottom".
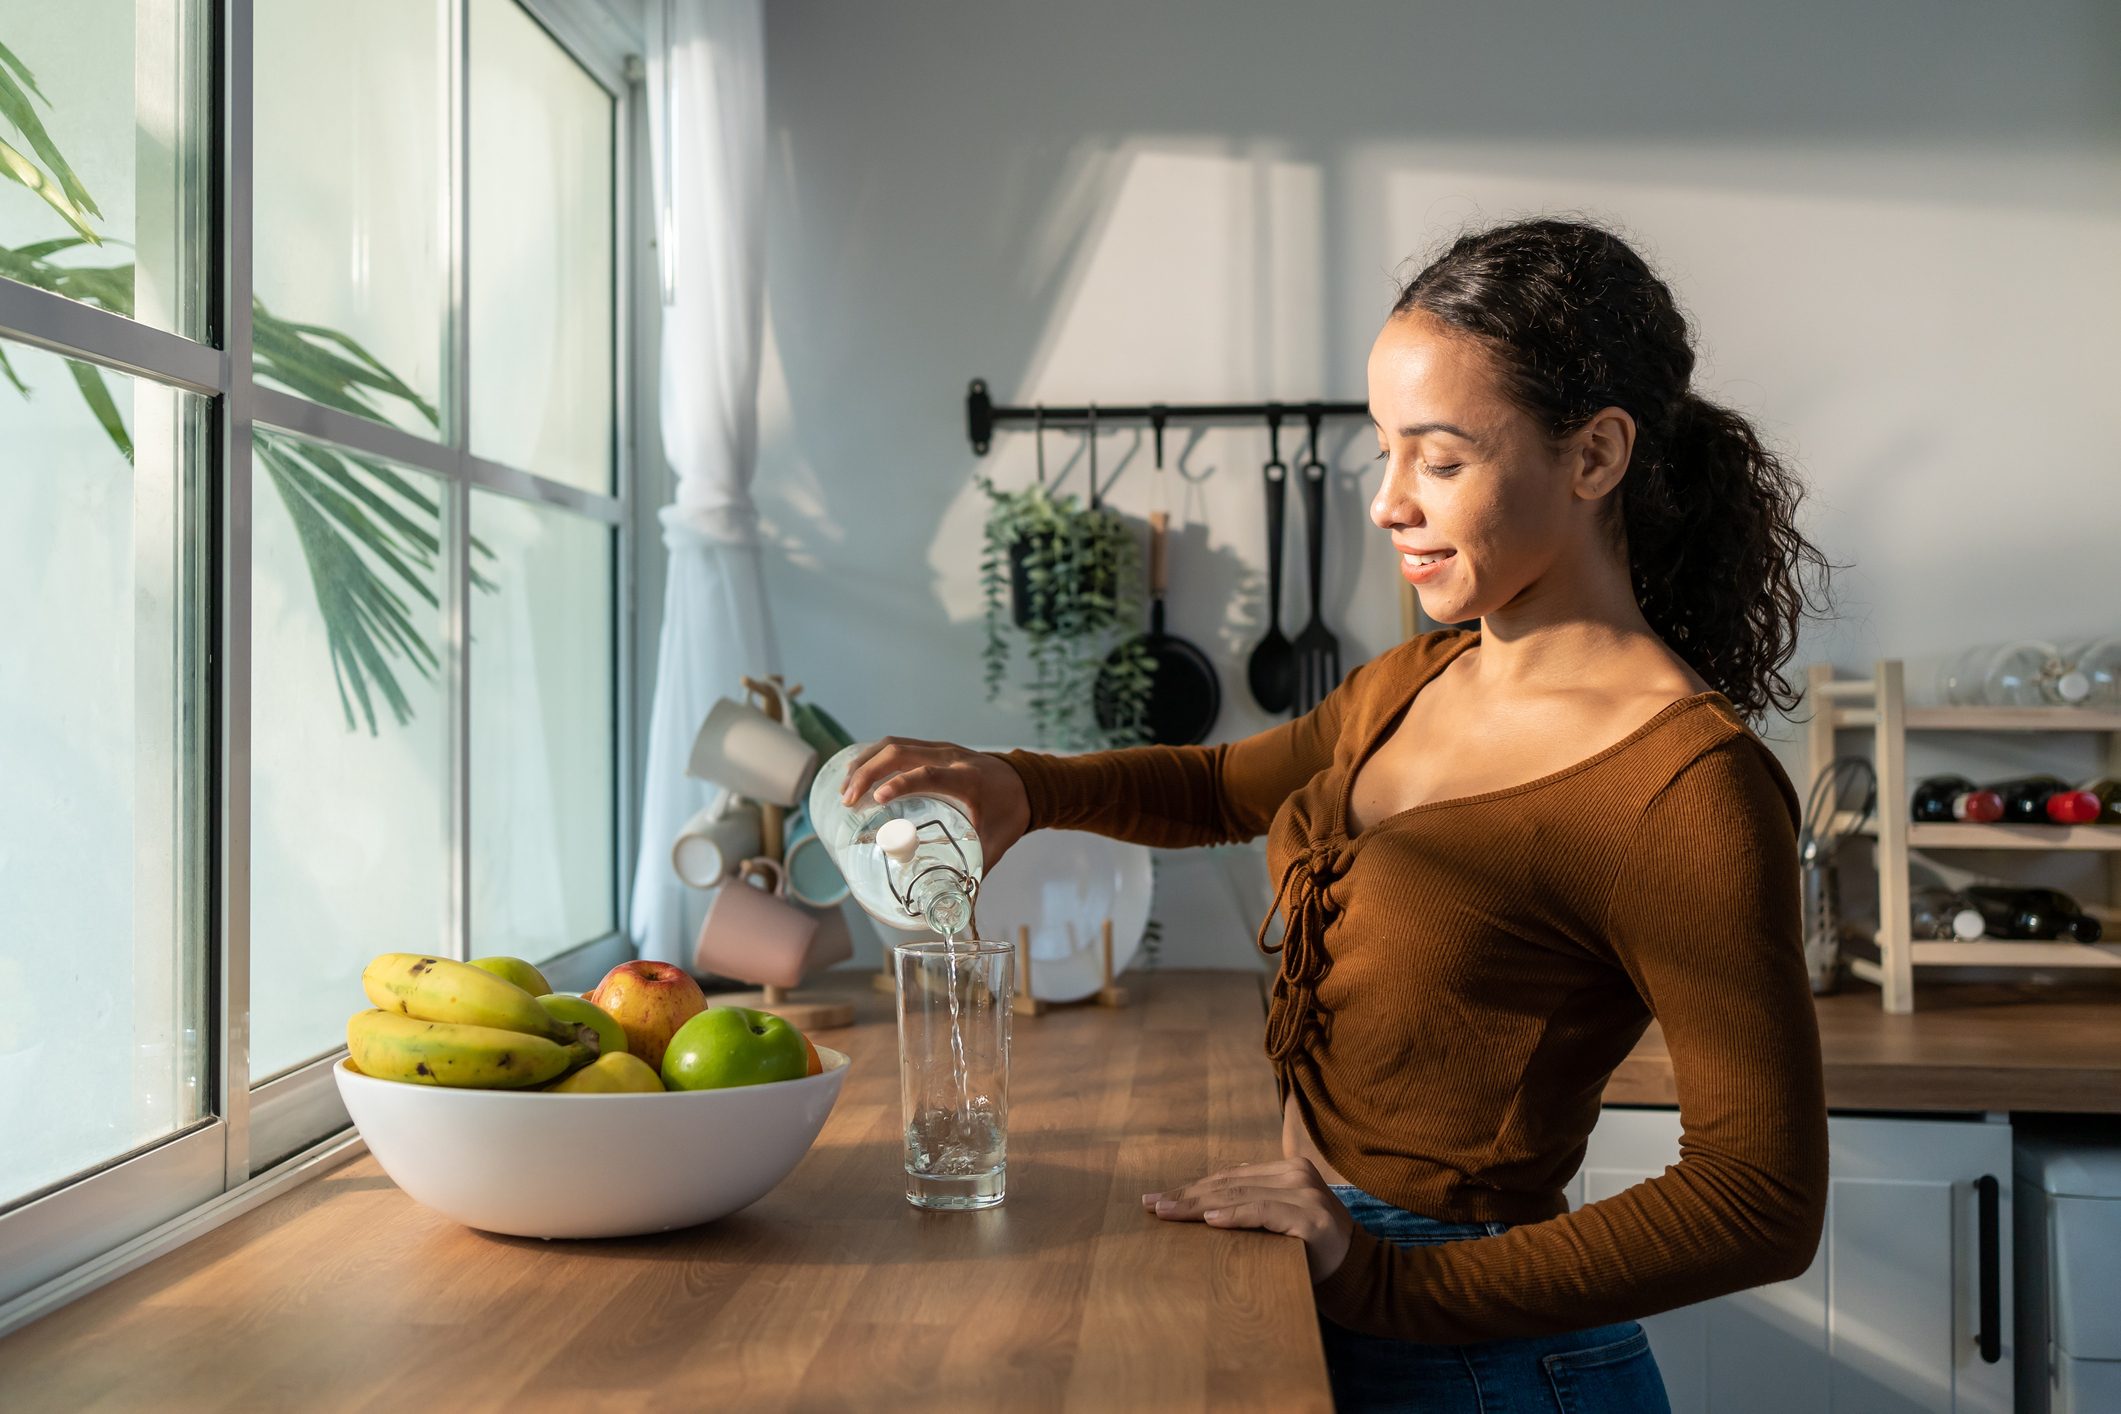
{"left": 1142, "top": 1156, "right": 1355, "bottom": 1283}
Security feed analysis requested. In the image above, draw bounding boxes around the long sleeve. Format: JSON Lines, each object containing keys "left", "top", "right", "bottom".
{"left": 994, "top": 649, "right": 1392, "bottom": 850}
{"left": 1309, "top": 739, "right": 1829, "bottom": 1343}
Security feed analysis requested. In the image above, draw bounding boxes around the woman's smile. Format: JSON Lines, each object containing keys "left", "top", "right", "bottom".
{"left": 1399, "top": 548, "right": 1456, "bottom": 582}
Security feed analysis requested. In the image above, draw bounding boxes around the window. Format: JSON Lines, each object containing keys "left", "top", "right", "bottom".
{"left": 248, "top": 431, "right": 449, "bottom": 1083}
{"left": 471, "top": 490, "right": 617, "bottom": 964}
{"left": 252, "top": 0, "right": 450, "bottom": 438}
{"left": 0, "top": 0, "right": 636, "bottom": 1318}
{"left": 0, "top": 338, "right": 209, "bottom": 1210}
{"left": 469, "top": 0, "right": 614, "bottom": 492}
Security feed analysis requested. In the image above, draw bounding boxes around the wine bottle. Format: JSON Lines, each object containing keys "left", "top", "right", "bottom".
{"left": 1964, "top": 885, "right": 2103, "bottom": 943}
{"left": 1985, "top": 774, "right": 2100, "bottom": 825}
{"left": 1910, "top": 775, "right": 2005, "bottom": 823}
{"left": 2078, "top": 777, "right": 2120, "bottom": 826}
{"left": 1909, "top": 886, "right": 1985, "bottom": 941}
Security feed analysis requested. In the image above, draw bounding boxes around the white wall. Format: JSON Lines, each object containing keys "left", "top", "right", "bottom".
{"left": 738, "top": 0, "right": 2121, "bottom": 971}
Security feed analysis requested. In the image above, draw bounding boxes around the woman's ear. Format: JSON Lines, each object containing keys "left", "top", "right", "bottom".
{"left": 1572, "top": 406, "right": 1636, "bottom": 502}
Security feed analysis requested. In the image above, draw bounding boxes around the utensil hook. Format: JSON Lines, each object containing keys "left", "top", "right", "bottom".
{"left": 1086, "top": 402, "right": 1100, "bottom": 509}
{"left": 1303, "top": 406, "right": 1325, "bottom": 467}
{"left": 1265, "top": 408, "right": 1284, "bottom": 466}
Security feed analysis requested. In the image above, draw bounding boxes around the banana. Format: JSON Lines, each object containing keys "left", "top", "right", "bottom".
{"left": 347, "top": 1008, "right": 592, "bottom": 1088}
{"left": 362, "top": 952, "right": 569, "bottom": 1040}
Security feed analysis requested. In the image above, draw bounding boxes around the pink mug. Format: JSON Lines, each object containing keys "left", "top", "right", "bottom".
{"left": 693, "top": 857, "right": 821, "bottom": 990}
{"left": 800, "top": 899, "right": 855, "bottom": 973}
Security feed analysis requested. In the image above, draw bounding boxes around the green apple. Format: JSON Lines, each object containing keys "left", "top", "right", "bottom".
{"left": 469, "top": 955, "right": 552, "bottom": 997}
{"left": 537, "top": 993, "right": 626, "bottom": 1059}
{"left": 546, "top": 1052, "right": 664, "bottom": 1093}
{"left": 660, "top": 1006, "right": 808, "bottom": 1090}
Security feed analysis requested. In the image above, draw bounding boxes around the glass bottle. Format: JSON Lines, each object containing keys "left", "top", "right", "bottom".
{"left": 2071, "top": 637, "right": 2121, "bottom": 709}
{"left": 1910, "top": 885, "right": 1985, "bottom": 941}
{"left": 1939, "top": 641, "right": 2090, "bottom": 707}
{"left": 2081, "top": 777, "right": 2120, "bottom": 826}
{"left": 805, "top": 742, "right": 984, "bottom": 937}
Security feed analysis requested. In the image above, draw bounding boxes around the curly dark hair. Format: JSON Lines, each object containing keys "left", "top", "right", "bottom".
{"left": 1391, "top": 217, "right": 1833, "bottom": 720}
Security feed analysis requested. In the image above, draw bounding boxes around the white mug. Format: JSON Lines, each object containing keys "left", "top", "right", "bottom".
{"left": 685, "top": 697, "right": 819, "bottom": 807}
{"left": 670, "top": 794, "right": 764, "bottom": 889}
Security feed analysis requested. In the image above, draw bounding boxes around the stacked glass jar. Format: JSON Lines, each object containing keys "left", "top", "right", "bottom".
{"left": 1936, "top": 637, "right": 2121, "bottom": 708}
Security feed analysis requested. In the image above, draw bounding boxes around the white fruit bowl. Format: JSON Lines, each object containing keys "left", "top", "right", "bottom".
{"left": 333, "top": 1046, "right": 851, "bottom": 1239}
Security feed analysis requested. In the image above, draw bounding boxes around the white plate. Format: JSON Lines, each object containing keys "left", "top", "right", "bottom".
{"left": 973, "top": 829, "right": 1152, "bottom": 1003}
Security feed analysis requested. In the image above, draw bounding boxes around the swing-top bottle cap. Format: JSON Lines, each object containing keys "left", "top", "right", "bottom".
{"left": 1952, "top": 909, "right": 1984, "bottom": 941}
{"left": 877, "top": 817, "right": 921, "bottom": 863}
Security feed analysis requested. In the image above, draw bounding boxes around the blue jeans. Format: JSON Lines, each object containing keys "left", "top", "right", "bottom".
{"left": 1317, "top": 1184, "right": 1671, "bottom": 1414}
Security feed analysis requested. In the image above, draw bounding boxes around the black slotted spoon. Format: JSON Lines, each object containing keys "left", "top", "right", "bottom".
{"left": 1291, "top": 410, "right": 1342, "bottom": 713}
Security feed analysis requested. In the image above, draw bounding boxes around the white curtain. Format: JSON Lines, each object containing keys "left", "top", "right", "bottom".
{"left": 631, "top": 0, "right": 780, "bottom": 966}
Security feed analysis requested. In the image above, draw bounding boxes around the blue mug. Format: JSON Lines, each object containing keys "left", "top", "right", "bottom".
{"left": 782, "top": 801, "right": 850, "bottom": 909}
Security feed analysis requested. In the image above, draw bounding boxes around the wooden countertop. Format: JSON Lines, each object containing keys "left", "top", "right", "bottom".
{"left": 0, "top": 970, "right": 1330, "bottom": 1413}
{"left": 1236, "top": 969, "right": 2121, "bottom": 1114}
{"left": 1235, "top": 970, "right": 2119, "bottom": 1115}
{"left": 1603, "top": 980, "right": 2121, "bottom": 1113}
{"left": 7, "top": 966, "right": 2117, "bottom": 1408}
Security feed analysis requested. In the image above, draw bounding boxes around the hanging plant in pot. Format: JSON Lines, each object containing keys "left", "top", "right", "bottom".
{"left": 976, "top": 473, "right": 1154, "bottom": 751}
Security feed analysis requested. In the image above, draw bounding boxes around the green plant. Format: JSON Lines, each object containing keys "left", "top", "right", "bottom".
{"left": 976, "top": 475, "right": 1154, "bottom": 751}
{"left": 1, "top": 41, "right": 489, "bottom": 734}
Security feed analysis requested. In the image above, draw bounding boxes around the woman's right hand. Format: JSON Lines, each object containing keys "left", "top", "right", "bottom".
{"left": 834, "top": 737, "right": 1033, "bottom": 870}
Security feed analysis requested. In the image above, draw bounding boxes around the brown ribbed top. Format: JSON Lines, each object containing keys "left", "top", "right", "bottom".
{"left": 998, "top": 629, "right": 1828, "bottom": 1344}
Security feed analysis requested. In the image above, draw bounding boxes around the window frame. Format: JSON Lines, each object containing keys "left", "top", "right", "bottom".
{"left": 0, "top": 0, "right": 642, "bottom": 1330}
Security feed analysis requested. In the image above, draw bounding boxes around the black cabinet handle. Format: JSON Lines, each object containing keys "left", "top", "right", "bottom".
{"left": 1974, "top": 1173, "right": 2001, "bottom": 1364}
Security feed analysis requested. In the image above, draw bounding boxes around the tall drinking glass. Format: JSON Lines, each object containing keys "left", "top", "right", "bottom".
{"left": 894, "top": 939, "right": 1013, "bottom": 1210}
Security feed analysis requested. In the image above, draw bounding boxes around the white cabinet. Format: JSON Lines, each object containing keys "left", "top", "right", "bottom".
{"left": 1575, "top": 1107, "right": 2013, "bottom": 1414}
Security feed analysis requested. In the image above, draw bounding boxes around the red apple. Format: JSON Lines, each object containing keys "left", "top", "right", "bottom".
{"left": 584, "top": 961, "right": 707, "bottom": 1072}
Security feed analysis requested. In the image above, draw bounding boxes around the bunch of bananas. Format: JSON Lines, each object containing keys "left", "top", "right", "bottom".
{"left": 348, "top": 953, "right": 595, "bottom": 1089}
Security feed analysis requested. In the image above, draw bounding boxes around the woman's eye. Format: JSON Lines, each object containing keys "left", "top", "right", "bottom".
{"left": 1374, "top": 448, "right": 1462, "bottom": 476}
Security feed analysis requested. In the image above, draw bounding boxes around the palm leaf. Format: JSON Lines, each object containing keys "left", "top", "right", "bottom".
{"left": 65, "top": 358, "right": 131, "bottom": 461}
{"left": 264, "top": 450, "right": 415, "bottom": 733}
{"left": 276, "top": 315, "right": 439, "bottom": 427}
{"left": 0, "top": 38, "right": 49, "bottom": 104}
{"left": 0, "top": 45, "right": 103, "bottom": 231}
{"left": 2, "top": 51, "right": 501, "bottom": 736}
{"left": 0, "top": 135, "right": 99, "bottom": 244}
{"left": 258, "top": 436, "right": 442, "bottom": 733}
{"left": 253, "top": 301, "right": 440, "bottom": 430}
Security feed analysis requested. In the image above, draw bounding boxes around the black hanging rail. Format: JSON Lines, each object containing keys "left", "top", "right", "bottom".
{"left": 965, "top": 377, "right": 1368, "bottom": 456}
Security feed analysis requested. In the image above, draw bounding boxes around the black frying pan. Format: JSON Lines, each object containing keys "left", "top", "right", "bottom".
{"left": 1096, "top": 510, "right": 1221, "bottom": 745}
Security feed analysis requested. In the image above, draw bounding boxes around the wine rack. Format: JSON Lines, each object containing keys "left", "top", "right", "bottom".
{"left": 1805, "top": 660, "right": 2121, "bottom": 1013}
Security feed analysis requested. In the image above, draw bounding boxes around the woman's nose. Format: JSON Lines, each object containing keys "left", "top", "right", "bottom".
{"left": 1370, "top": 486, "right": 1421, "bottom": 533}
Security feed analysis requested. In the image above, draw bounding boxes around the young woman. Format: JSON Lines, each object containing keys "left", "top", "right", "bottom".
{"left": 838, "top": 217, "right": 1833, "bottom": 1413}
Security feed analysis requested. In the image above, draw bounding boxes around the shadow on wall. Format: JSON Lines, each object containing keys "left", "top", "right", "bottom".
{"left": 749, "top": 0, "right": 2119, "bottom": 770}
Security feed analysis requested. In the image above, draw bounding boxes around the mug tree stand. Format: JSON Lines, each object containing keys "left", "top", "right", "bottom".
{"left": 706, "top": 984, "right": 855, "bottom": 1033}
{"left": 698, "top": 673, "right": 856, "bottom": 1032}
